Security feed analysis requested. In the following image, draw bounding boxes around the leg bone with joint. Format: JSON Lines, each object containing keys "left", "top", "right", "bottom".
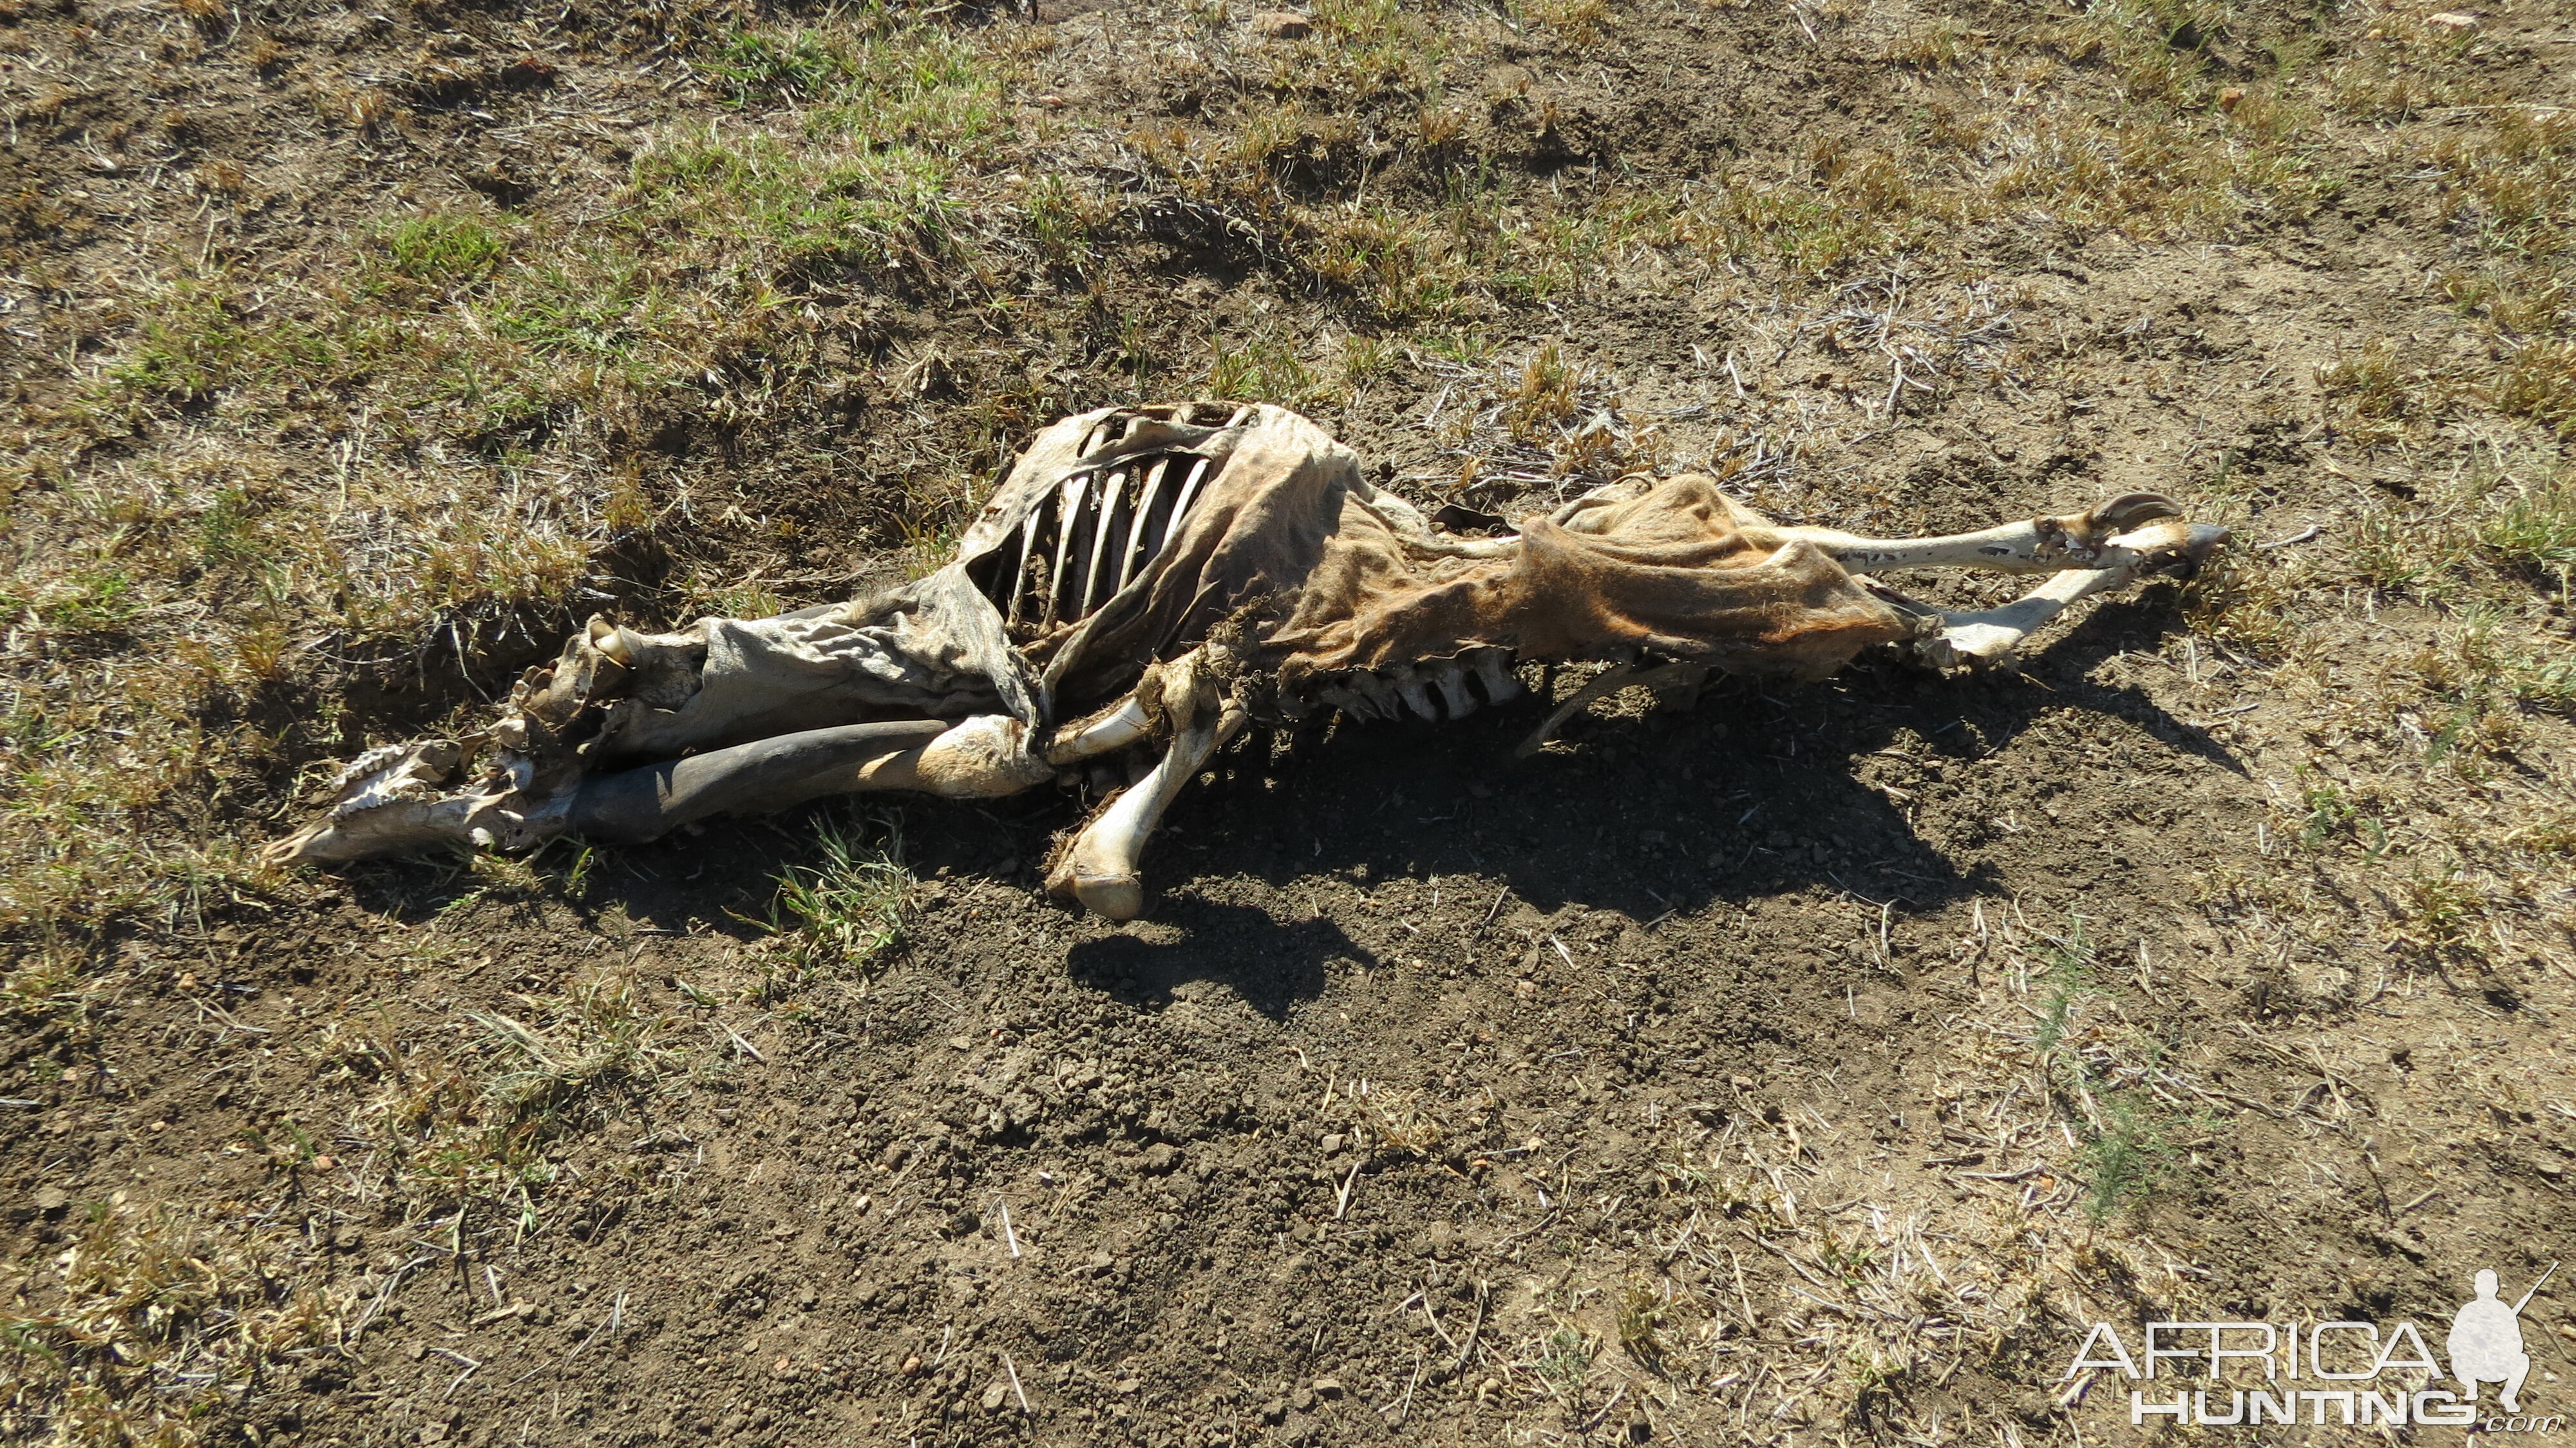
{"left": 1902, "top": 517, "right": 2232, "bottom": 667}
{"left": 1048, "top": 649, "right": 1245, "bottom": 919}
{"left": 1912, "top": 564, "right": 2140, "bottom": 668}
{"left": 1775, "top": 495, "right": 2215, "bottom": 576}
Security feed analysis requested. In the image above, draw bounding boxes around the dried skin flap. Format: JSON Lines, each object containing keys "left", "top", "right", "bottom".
{"left": 568, "top": 596, "right": 1021, "bottom": 768}
{"left": 1269, "top": 474, "right": 1915, "bottom": 691}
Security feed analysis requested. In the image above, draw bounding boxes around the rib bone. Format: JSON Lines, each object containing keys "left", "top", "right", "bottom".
{"left": 1169, "top": 455, "right": 1210, "bottom": 531}
{"left": 1045, "top": 472, "right": 1090, "bottom": 627}
{"left": 1007, "top": 506, "right": 1046, "bottom": 627}
{"left": 1119, "top": 458, "right": 1170, "bottom": 594}
{"left": 1082, "top": 468, "right": 1126, "bottom": 618}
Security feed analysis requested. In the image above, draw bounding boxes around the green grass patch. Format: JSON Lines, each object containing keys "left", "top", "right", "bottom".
{"left": 379, "top": 213, "right": 508, "bottom": 283}
{"left": 767, "top": 808, "right": 912, "bottom": 984}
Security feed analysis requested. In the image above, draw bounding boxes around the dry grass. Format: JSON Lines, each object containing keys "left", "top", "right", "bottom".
{"left": 301, "top": 973, "right": 687, "bottom": 1242}
{"left": 2, "top": 1203, "right": 341, "bottom": 1447}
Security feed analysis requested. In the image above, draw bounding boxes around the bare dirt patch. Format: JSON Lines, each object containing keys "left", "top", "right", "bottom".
{"left": 5, "top": 0, "right": 2574, "bottom": 1443}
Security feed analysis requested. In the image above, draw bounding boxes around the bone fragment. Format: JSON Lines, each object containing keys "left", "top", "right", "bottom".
{"left": 1393, "top": 666, "right": 1439, "bottom": 721}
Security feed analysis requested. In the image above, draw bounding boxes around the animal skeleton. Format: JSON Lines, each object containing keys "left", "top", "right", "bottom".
{"left": 270, "top": 402, "right": 2228, "bottom": 918}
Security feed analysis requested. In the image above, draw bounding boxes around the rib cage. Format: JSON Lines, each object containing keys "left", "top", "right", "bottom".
{"left": 969, "top": 450, "right": 1213, "bottom": 634}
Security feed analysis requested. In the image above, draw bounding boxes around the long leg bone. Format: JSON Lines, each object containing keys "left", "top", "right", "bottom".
{"left": 574, "top": 714, "right": 1051, "bottom": 842}
{"left": 1765, "top": 494, "right": 2219, "bottom": 576}
{"left": 1046, "top": 649, "right": 1243, "bottom": 920}
{"left": 266, "top": 714, "right": 1057, "bottom": 863}
{"left": 1910, "top": 562, "right": 2146, "bottom": 668}
{"left": 1050, "top": 703, "right": 1247, "bottom": 921}
{"left": 1880, "top": 516, "right": 2229, "bottom": 667}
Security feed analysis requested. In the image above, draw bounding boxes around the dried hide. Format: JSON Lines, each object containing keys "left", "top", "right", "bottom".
{"left": 956, "top": 401, "right": 1913, "bottom": 716}
{"left": 1262, "top": 474, "right": 1916, "bottom": 695}
{"left": 270, "top": 401, "right": 2228, "bottom": 919}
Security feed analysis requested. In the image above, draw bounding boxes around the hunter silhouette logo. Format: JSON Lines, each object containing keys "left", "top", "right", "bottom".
{"left": 2064, "top": 1259, "right": 2564, "bottom": 1429}
{"left": 2452, "top": 1264, "right": 2556, "bottom": 1414}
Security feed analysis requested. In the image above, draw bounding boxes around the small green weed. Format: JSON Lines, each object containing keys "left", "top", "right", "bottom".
{"left": 769, "top": 808, "right": 911, "bottom": 978}
{"left": 2081, "top": 1091, "right": 2177, "bottom": 1223}
{"left": 37, "top": 568, "right": 138, "bottom": 634}
{"left": 2027, "top": 920, "right": 2184, "bottom": 1221}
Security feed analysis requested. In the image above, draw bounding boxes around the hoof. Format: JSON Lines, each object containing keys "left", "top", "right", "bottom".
{"left": 1074, "top": 872, "right": 1145, "bottom": 921}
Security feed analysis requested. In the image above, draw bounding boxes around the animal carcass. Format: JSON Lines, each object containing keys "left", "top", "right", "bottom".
{"left": 269, "top": 401, "right": 2227, "bottom": 918}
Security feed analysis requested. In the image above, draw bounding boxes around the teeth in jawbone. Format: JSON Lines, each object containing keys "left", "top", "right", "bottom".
{"left": 588, "top": 619, "right": 632, "bottom": 665}
{"left": 1432, "top": 665, "right": 1477, "bottom": 719}
{"left": 1392, "top": 667, "right": 1438, "bottom": 721}
{"left": 1472, "top": 649, "right": 1520, "bottom": 701}
{"left": 1357, "top": 674, "right": 1403, "bottom": 719}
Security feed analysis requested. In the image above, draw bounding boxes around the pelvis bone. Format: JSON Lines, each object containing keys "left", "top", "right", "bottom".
{"left": 269, "top": 401, "right": 2228, "bottom": 919}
